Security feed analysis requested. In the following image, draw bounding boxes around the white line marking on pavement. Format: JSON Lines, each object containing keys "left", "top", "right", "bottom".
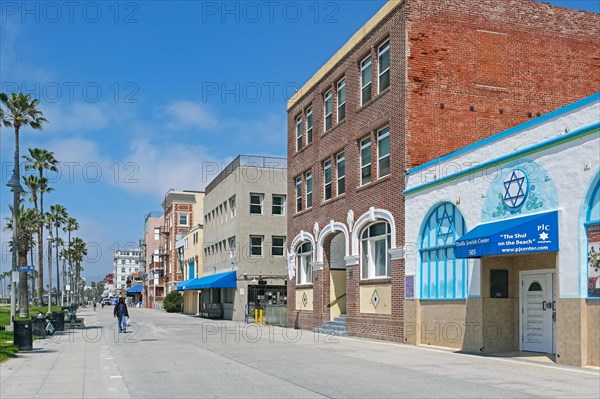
{"left": 104, "top": 357, "right": 114, "bottom": 360}
{"left": 110, "top": 376, "right": 122, "bottom": 379}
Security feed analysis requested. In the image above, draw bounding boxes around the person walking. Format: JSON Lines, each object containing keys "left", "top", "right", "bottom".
{"left": 113, "top": 297, "right": 129, "bottom": 333}
{"left": 93, "top": 302, "right": 96, "bottom": 311}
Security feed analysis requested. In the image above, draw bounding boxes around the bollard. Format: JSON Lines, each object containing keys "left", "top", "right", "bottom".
{"left": 254, "top": 309, "right": 258, "bottom": 323}
{"left": 259, "top": 309, "right": 263, "bottom": 324}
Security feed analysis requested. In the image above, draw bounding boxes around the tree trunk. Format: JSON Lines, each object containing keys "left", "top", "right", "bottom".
{"left": 38, "top": 167, "right": 45, "bottom": 305}
{"left": 55, "top": 225, "right": 60, "bottom": 303}
{"left": 18, "top": 251, "right": 28, "bottom": 317}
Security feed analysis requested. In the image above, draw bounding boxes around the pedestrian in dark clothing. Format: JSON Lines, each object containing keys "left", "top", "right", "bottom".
{"left": 113, "top": 297, "right": 129, "bottom": 333}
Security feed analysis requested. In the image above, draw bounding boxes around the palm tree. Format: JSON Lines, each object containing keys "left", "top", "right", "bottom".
{"left": 24, "top": 148, "right": 58, "bottom": 305}
{"left": 1, "top": 92, "right": 48, "bottom": 318}
{"left": 63, "top": 217, "right": 79, "bottom": 305}
{"left": 48, "top": 204, "right": 67, "bottom": 300}
{"left": 23, "top": 174, "right": 44, "bottom": 304}
{"left": 70, "top": 237, "right": 87, "bottom": 303}
{"left": 3, "top": 205, "right": 41, "bottom": 316}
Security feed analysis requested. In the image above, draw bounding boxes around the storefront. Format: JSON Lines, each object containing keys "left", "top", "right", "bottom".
{"left": 404, "top": 93, "right": 599, "bottom": 366}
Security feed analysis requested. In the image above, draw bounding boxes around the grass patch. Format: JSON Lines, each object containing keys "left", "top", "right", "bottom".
{"left": 0, "top": 305, "right": 62, "bottom": 363}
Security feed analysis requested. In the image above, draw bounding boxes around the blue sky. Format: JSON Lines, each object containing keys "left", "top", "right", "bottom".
{"left": 1, "top": 0, "right": 598, "bottom": 283}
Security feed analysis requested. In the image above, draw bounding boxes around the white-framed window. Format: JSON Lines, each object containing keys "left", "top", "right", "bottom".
{"left": 378, "top": 40, "right": 390, "bottom": 93}
{"left": 361, "top": 222, "right": 391, "bottom": 279}
{"left": 228, "top": 236, "right": 236, "bottom": 259}
{"left": 272, "top": 236, "right": 285, "bottom": 257}
{"left": 229, "top": 195, "right": 236, "bottom": 217}
{"left": 306, "top": 106, "right": 313, "bottom": 144}
{"left": 154, "top": 228, "right": 159, "bottom": 241}
{"left": 296, "top": 114, "right": 303, "bottom": 151}
{"left": 295, "top": 176, "right": 302, "bottom": 213}
{"left": 337, "top": 79, "right": 346, "bottom": 122}
{"left": 305, "top": 171, "right": 313, "bottom": 208}
{"left": 361, "top": 56, "right": 372, "bottom": 105}
{"left": 296, "top": 242, "right": 313, "bottom": 285}
{"left": 336, "top": 152, "right": 345, "bottom": 196}
{"left": 272, "top": 194, "right": 286, "bottom": 215}
{"left": 324, "top": 90, "right": 333, "bottom": 131}
{"left": 179, "top": 212, "right": 189, "bottom": 226}
{"left": 250, "top": 193, "right": 264, "bottom": 214}
{"left": 360, "top": 137, "right": 372, "bottom": 185}
{"left": 377, "top": 126, "right": 390, "bottom": 178}
{"left": 249, "top": 235, "right": 263, "bottom": 256}
{"left": 323, "top": 160, "right": 332, "bottom": 200}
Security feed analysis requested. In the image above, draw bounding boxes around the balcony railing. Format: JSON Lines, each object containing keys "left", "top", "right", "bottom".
{"left": 159, "top": 225, "right": 170, "bottom": 235}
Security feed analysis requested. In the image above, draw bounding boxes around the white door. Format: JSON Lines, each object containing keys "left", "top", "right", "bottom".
{"left": 520, "top": 271, "right": 555, "bottom": 353}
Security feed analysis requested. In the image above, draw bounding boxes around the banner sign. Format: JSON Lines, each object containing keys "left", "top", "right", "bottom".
{"left": 18, "top": 265, "right": 35, "bottom": 273}
{"left": 455, "top": 211, "right": 559, "bottom": 258}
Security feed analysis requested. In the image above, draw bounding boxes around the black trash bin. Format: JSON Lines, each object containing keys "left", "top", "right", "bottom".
{"left": 32, "top": 314, "right": 46, "bottom": 338}
{"left": 53, "top": 311, "right": 65, "bottom": 331}
{"left": 13, "top": 320, "right": 33, "bottom": 350}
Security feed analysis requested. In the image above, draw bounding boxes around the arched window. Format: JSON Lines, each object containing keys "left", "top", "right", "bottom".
{"left": 586, "top": 178, "right": 600, "bottom": 298}
{"left": 296, "top": 242, "right": 313, "bottom": 285}
{"left": 420, "top": 203, "right": 468, "bottom": 299}
{"left": 360, "top": 222, "right": 391, "bottom": 279}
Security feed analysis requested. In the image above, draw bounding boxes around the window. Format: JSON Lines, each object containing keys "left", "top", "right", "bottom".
{"left": 272, "top": 195, "right": 286, "bottom": 215}
{"left": 323, "top": 160, "right": 332, "bottom": 200}
{"left": 296, "top": 114, "right": 303, "bottom": 151}
{"left": 272, "top": 236, "right": 285, "bottom": 257}
{"left": 361, "top": 222, "right": 391, "bottom": 279}
{"left": 229, "top": 195, "right": 236, "bottom": 217}
{"left": 306, "top": 106, "right": 313, "bottom": 144}
{"left": 250, "top": 235, "right": 263, "bottom": 256}
{"left": 305, "top": 171, "right": 313, "bottom": 208}
{"left": 336, "top": 152, "right": 345, "bottom": 196}
{"left": 121, "top": 267, "right": 125, "bottom": 273}
{"left": 360, "top": 138, "right": 372, "bottom": 185}
{"left": 179, "top": 212, "right": 189, "bottom": 226}
{"left": 361, "top": 56, "right": 372, "bottom": 105}
{"left": 420, "top": 203, "right": 468, "bottom": 299}
{"left": 324, "top": 90, "right": 333, "bottom": 131}
{"left": 154, "top": 228, "right": 159, "bottom": 241}
{"left": 378, "top": 40, "right": 390, "bottom": 92}
{"left": 377, "top": 126, "right": 390, "bottom": 178}
{"left": 295, "top": 177, "right": 302, "bottom": 212}
{"left": 296, "top": 242, "right": 313, "bottom": 285}
{"left": 337, "top": 79, "right": 346, "bottom": 122}
{"left": 228, "top": 237, "right": 236, "bottom": 259}
{"left": 250, "top": 193, "right": 264, "bottom": 214}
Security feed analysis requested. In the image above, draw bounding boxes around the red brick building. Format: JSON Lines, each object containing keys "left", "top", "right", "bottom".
{"left": 286, "top": 0, "right": 599, "bottom": 341}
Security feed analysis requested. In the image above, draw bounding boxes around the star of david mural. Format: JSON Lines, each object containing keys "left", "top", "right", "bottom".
{"left": 436, "top": 206, "right": 455, "bottom": 244}
{"left": 503, "top": 169, "right": 528, "bottom": 208}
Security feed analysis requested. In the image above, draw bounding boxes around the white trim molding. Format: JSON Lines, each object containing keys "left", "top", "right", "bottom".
{"left": 316, "top": 220, "right": 350, "bottom": 262}
{"left": 290, "top": 230, "right": 317, "bottom": 262}
{"left": 351, "top": 207, "right": 397, "bottom": 257}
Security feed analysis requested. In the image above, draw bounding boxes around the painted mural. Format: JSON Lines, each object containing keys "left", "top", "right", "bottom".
{"left": 587, "top": 224, "right": 600, "bottom": 297}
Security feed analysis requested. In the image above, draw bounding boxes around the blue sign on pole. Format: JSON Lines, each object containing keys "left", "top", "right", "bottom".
{"left": 455, "top": 211, "right": 559, "bottom": 258}
{"left": 18, "top": 265, "right": 35, "bottom": 273}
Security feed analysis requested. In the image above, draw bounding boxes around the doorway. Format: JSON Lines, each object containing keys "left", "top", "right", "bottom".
{"left": 328, "top": 232, "right": 347, "bottom": 320}
{"left": 520, "top": 270, "right": 556, "bottom": 354}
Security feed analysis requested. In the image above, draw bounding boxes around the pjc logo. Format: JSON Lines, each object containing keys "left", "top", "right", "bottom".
{"left": 537, "top": 224, "right": 550, "bottom": 242}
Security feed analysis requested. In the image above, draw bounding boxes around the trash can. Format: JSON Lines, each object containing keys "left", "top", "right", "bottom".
{"left": 13, "top": 320, "right": 33, "bottom": 351}
{"left": 53, "top": 311, "right": 65, "bottom": 331}
{"left": 32, "top": 314, "right": 47, "bottom": 338}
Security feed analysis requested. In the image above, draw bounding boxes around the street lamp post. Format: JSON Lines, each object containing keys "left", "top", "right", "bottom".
{"left": 47, "top": 234, "right": 53, "bottom": 314}
{"left": 6, "top": 172, "right": 23, "bottom": 326}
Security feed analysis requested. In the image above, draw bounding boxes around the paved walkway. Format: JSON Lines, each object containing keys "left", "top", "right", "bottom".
{"left": 1, "top": 308, "right": 599, "bottom": 398}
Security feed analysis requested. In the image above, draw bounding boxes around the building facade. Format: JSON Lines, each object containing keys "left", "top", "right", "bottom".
{"left": 161, "top": 191, "right": 204, "bottom": 294}
{"left": 286, "top": 0, "right": 599, "bottom": 341}
{"left": 112, "top": 248, "right": 141, "bottom": 297}
{"left": 142, "top": 212, "right": 165, "bottom": 309}
{"left": 404, "top": 94, "right": 600, "bottom": 367}
{"left": 178, "top": 221, "right": 205, "bottom": 315}
{"left": 186, "top": 155, "right": 288, "bottom": 321}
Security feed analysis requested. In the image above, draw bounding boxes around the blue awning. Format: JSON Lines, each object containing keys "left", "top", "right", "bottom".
{"left": 455, "top": 211, "right": 559, "bottom": 258}
{"left": 176, "top": 278, "right": 196, "bottom": 291}
{"left": 126, "top": 285, "right": 143, "bottom": 293}
{"left": 183, "top": 271, "right": 237, "bottom": 291}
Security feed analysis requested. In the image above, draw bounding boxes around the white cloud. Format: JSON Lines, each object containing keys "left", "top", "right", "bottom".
{"left": 43, "top": 102, "right": 110, "bottom": 133}
{"left": 157, "top": 101, "right": 219, "bottom": 131}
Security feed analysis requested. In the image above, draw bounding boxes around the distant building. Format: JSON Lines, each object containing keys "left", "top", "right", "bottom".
{"left": 142, "top": 212, "right": 165, "bottom": 309}
{"left": 185, "top": 155, "right": 288, "bottom": 321}
{"left": 112, "top": 248, "right": 141, "bottom": 297}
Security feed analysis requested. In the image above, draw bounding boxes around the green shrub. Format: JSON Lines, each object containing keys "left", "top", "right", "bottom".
{"left": 163, "top": 291, "right": 183, "bottom": 313}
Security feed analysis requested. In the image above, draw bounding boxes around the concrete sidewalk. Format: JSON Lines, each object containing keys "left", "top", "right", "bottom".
{"left": 1, "top": 308, "right": 130, "bottom": 399}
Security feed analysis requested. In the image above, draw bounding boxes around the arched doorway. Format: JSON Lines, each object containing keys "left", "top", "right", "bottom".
{"left": 326, "top": 232, "right": 347, "bottom": 320}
